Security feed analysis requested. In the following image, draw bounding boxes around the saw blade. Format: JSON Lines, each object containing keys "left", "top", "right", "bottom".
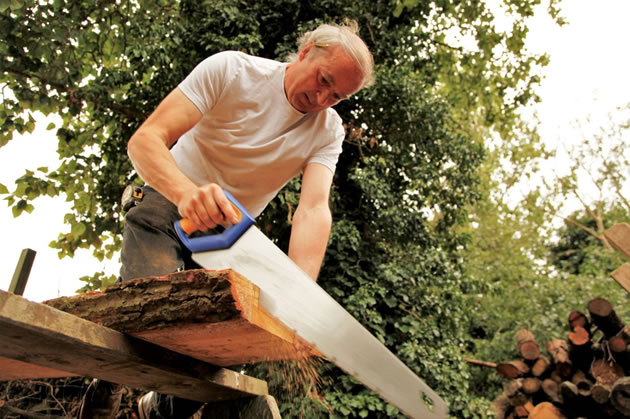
{"left": 192, "top": 226, "right": 448, "bottom": 419}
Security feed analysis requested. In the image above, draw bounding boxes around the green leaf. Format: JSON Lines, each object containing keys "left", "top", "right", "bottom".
{"left": 0, "top": 183, "right": 8, "bottom": 194}
{"left": 71, "top": 222, "right": 87, "bottom": 237}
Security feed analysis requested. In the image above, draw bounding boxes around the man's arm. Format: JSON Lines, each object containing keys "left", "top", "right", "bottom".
{"left": 127, "top": 88, "right": 239, "bottom": 228}
{"left": 288, "top": 163, "right": 334, "bottom": 281}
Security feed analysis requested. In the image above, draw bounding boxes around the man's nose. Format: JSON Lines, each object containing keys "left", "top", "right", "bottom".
{"left": 316, "top": 89, "right": 331, "bottom": 105}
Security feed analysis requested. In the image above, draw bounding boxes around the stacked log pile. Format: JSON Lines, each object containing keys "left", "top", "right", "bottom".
{"left": 486, "top": 297, "right": 630, "bottom": 418}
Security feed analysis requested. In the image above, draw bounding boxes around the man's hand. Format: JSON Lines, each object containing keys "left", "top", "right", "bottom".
{"left": 176, "top": 183, "right": 240, "bottom": 231}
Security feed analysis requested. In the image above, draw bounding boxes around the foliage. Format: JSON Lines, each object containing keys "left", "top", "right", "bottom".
{"left": 1, "top": 0, "right": 562, "bottom": 417}
{"left": 462, "top": 105, "right": 630, "bottom": 405}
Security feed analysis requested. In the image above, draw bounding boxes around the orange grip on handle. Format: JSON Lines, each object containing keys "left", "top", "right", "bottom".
{"left": 179, "top": 203, "right": 242, "bottom": 235}
{"left": 179, "top": 218, "right": 200, "bottom": 235}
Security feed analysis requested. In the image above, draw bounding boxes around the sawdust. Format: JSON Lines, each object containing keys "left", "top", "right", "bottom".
{"left": 261, "top": 338, "right": 332, "bottom": 417}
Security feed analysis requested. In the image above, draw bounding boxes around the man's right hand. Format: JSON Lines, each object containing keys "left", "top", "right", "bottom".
{"left": 176, "top": 183, "right": 240, "bottom": 231}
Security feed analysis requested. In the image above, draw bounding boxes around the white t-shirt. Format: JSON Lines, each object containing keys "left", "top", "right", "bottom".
{"left": 170, "top": 51, "right": 345, "bottom": 217}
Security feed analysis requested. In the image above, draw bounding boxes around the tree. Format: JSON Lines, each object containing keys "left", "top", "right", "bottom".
{"left": 1, "top": 1, "right": 562, "bottom": 416}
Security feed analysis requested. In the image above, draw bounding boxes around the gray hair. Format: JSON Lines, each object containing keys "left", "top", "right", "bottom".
{"left": 286, "top": 19, "right": 375, "bottom": 89}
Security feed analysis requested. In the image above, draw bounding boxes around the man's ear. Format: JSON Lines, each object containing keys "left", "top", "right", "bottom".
{"left": 298, "top": 42, "right": 315, "bottom": 61}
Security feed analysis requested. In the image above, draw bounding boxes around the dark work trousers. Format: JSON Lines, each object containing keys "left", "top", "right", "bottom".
{"left": 119, "top": 185, "right": 204, "bottom": 419}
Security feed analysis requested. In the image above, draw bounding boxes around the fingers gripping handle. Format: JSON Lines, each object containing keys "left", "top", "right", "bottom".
{"left": 174, "top": 190, "right": 255, "bottom": 252}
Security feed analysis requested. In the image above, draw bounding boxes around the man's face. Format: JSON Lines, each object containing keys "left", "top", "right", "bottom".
{"left": 285, "top": 43, "right": 363, "bottom": 113}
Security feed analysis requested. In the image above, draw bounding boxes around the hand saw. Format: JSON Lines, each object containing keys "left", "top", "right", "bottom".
{"left": 174, "top": 190, "right": 448, "bottom": 419}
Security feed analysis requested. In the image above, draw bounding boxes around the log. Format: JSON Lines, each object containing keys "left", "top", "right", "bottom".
{"left": 522, "top": 377, "right": 541, "bottom": 395}
{"left": 587, "top": 297, "right": 624, "bottom": 337}
{"left": 591, "top": 358, "right": 624, "bottom": 385}
{"left": 568, "top": 326, "right": 593, "bottom": 371}
{"left": 559, "top": 381, "right": 578, "bottom": 405}
{"left": 542, "top": 378, "right": 560, "bottom": 403}
{"left": 497, "top": 360, "right": 530, "bottom": 379}
{"left": 515, "top": 329, "right": 540, "bottom": 361}
{"left": 491, "top": 393, "right": 511, "bottom": 419}
{"left": 604, "top": 223, "right": 630, "bottom": 260}
{"left": 546, "top": 339, "right": 572, "bottom": 378}
{"left": 611, "top": 376, "right": 630, "bottom": 416}
{"left": 529, "top": 401, "right": 565, "bottom": 419}
{"left": 610, "top": 323, "right": 630, "bottom": 353}
{"left": 568, "top": 311, "right": 590, "bottom": 332}
{"left": 531, "top": 356, "right": 551, "bottom": 377}
{"left": 571, "top": 370, "right": 593, "bottom": 397}
{"left": 44, "top": 269, "right": 317, "bottom": 367}
{"left": 591, "top": 382, "right": 612, "bottom": 404}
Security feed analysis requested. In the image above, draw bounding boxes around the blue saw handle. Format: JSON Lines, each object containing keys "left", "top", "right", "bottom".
{"left": 174, "top": 190, "right": 255, "bottom": 252}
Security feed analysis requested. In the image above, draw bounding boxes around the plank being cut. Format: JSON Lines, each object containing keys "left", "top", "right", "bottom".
{"left": 44, "top": 269, "right": 317, "bottom": 366}
{"left": 0, "top": 288, "right": 267, "bottom": 402}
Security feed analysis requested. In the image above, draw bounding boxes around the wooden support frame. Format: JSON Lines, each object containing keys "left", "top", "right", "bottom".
{"left": 0, "top": 289, "right": 268, "bottom": 403}
{"left": 8, "top": 248, "right": 36, "bottom": 296}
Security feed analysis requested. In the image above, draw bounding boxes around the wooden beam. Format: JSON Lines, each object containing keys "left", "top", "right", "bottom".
{"left": 0, "top": 289, "right": 268, "bottom": 402}
{"left": 605, "top": 223, "right": 630, "bottom": 260}
{"left": 9, "top": 248, "right": 36, "bottom": 296}
{"left": 612, "top": 263, "right": 630, "bottom": 295}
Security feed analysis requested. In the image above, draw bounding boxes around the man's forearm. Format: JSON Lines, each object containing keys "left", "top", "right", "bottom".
{"left": 288, "top": 204, "right": 332, "bottom": 281}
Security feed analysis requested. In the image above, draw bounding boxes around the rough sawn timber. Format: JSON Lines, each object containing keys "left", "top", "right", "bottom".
{"left": 44, "top": 269, "right": 317, "bottom": 366}
{"left": 0, "top": 287, "right": 267, "bottom": 402}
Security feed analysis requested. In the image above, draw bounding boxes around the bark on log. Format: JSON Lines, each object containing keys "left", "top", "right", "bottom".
{"left": 587, "top": 297, "right": 624, "bottom": 337}
{"left": 611, "top": 376, "right": 630, "bottom": 416}
{"left": 515, "top": 329, "right": 540, "bottom": 361}
{"left": 529, "top": 401, "right": 565, "bottom": 419}
{"left": 546, "top": 339, "right": 572, "bottom": 378}
{"left": 497, "top": 360, "right": 530, "bottom": 379}
{"left": 531, "top": 356, "right": 551, "bottom": 377}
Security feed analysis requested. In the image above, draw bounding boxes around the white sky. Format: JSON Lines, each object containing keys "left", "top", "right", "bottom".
{"left": 1, "top": 0, "right": 630, "bottom": 302}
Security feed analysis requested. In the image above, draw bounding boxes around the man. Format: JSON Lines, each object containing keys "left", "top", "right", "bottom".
{"left": 79, "top": 19, "right": 374, "bottom": 419}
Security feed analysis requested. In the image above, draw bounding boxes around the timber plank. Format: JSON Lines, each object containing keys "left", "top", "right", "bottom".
{"left": 44, "top": 269, "right": 316, "bottom": 365}
{"left": 0, "top": 289, "right": 267, "bottom": 402}
{"left": 605, "top": 223, "right": 630, "bottom": 260}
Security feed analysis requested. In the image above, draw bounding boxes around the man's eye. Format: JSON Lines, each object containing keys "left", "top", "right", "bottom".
{"left": 320, "top": 75, "right": 329, "bottom": 86}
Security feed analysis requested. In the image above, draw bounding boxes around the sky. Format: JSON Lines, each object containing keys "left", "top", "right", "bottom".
{"left": 1, "top": 0, "right": 630, "bottom": 302}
